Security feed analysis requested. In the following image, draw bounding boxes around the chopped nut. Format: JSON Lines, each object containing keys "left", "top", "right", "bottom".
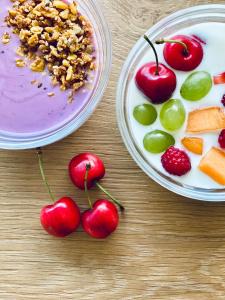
{"left": 28, "top": 34, "right": 39, "bottom": 47}
{"left": 69, "top": 2, "right": 77, "bottom": 15}
{"left": 53, "top": 1, "right": 69, "bottom": 10}
{"left": 2, "top": 32, "right": 11, "bottom": 44}
{"left": 15, "top": 58, "right": 25, "bottom": 67}
{"left": 59, "top": 9, "right": 69, "bottom": 19}
{"left": 8, "top": 10, "right": 17, "bottom": 17}
{"left": 30, "top": 26, "right": 43, "bottom": 34}
{"left": 47, "top": 92, "right": 55, "bottom": 97}
{"left": 62, "top": 59, "right": 69, "bottom": 67}
{"left": 66, "top": 65, "right": 73, "bottom": 81}
{"left": 30, "top": 57, "right": 45, "bottom": 72}
{"left": 16, "top": 46, "right": 25, "bottom": 57}
{"left": 67, "top": 90, "right": 74, "bottom": 103}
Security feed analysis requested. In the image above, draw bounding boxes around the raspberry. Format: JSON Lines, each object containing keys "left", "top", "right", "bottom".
{"left": 161, "top": 146, "right": 191, "bottom": 176}
{"left": 221, "top": 94, "right": 225, "bottom": 107}
{"left": 218, "top": 129, "right": 225, "bottom": 148}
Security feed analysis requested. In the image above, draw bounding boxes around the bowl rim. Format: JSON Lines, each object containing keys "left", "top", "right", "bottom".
{"left": 0, "top": 0, "right": 112, "bottom": 150}
{"left": 116, "top": 4, "right": 225, "bottom": 202}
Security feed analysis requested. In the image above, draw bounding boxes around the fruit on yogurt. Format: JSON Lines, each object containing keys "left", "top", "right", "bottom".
{"left": 199, "top": 147, "right": 225, "bottom": 185}
{"left": 143, "top": 130, "right": 175, "bottom": 154}
{"left": 135, "top": 35, "right": 177, "bottom": 104}
{"left": 160, "top": 99, "right": 186, "bottom": 131}
{"left": 161, "top": 146, "right": 191, "bottom": 176}
{"left": 218, "top": 129, "right": 225, "bottom": 149}
{"left": 133, "top": 104, "right": 157, "bottom": 125}
{"left": 221, "top": 94, "right": 225, "bottom": 107}
{"left": 186, "top": 106, "right": 225, "bottom": 133}
{"left": 181, "top": 71, "right": 212, "bottom": 101}
{"left": 156, "top": 35, "right": 203, "bottom": 71}
{"left": 213, "top": 72, "right": 225, "bottom": 85}
{"left": 181, "top": 137, "right": 203, "bottom": 155}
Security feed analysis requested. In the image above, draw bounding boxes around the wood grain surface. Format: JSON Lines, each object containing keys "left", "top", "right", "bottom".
{"left": 1, "top": 0, "right": 225, "bottom": 299}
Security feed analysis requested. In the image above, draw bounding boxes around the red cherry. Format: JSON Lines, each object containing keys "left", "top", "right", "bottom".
{"left": 82, "top": 199, "right": 119, "bottom": 239}
{"left": 136, "top": 35, "right": 176, "bottom": 104}
{"left": 37, "top": 149, "right": 81, "bottom": 238}
{"left": 69, "top": 152, "right": 124, "bottom": 211}
{"left": 69, "top": 153, "right": 105, "bottom": 190}
{"left": 136, "top": 62, "right": 177, "bottom": 104}
{"left": 157, "top": 35, "right": 203, "bottom": 71}
{"left": 40, "top": 197, "right": 81, "bottom": 237}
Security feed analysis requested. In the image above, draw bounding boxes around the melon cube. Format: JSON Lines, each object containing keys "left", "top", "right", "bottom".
{"left": 186, "top": 106, "right": 225, "bottom": 134}
{"left": 182, "top": 137, "right": 203, "bottom": 155}
{"left": 199, "top": 147, "right": 225, "bottom": 185}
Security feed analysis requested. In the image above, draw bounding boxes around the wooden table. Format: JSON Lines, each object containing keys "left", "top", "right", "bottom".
{"left": 1, "top": 0, "right": 225, "bottom": 299}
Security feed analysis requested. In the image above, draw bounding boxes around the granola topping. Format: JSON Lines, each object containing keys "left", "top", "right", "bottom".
{"left": 5, "top": 0, "right": 95, "bottom": 95}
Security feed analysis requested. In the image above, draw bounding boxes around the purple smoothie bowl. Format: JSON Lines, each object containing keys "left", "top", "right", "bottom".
{"left": 0, "top": 0, "right": 111, "bottom": 149}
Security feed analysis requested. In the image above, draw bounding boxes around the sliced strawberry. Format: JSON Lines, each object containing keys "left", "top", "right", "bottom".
{"left": 213, "top": 72, "right": 225, "bottom": 85}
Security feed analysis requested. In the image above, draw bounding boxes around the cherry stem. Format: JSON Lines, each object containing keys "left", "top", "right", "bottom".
{"left": 95, "top": 181, "right": 125, "bottom": 212}
{"left": 37, "top": 148, "right": 55, "bottom": 202}
{"left": 84, "top": 163, "right": 92, "bottom": 209}
{"left": 144, "top": 34, "right": 159, "bottom": 75}
{"left": 155, "top": 38, "right": 189, "bottom": 55}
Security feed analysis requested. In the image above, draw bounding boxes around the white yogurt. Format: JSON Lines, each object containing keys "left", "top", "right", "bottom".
{"left": 128, "top": 22, "right": 225, "bottom": 189}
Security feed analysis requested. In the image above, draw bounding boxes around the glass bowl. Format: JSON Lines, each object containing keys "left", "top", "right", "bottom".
{"left": 116, "top": 4, "right": 225, "bottom": 201}
{"left": 0, "top": 0, "right": 111, "bottom": 150}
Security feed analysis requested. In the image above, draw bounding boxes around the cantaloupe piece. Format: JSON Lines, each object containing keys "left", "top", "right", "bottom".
{"left": 186, "top": 106, "right": 225, "bottom": 133}
{"left": 199, "top": 147, "right": 225, "bottom": 185}
{"left": 181, "top": 137, "right": 203, "bottom": 155}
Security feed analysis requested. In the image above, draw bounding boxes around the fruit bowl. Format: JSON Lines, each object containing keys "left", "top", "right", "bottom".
{"left": 0, "top": 0, "right": 111, "bottom": 150}
{"left": 117, "top": 4, "right": 225, "bottom": 201}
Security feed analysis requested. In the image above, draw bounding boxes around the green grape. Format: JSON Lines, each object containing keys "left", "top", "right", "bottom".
{"left": 180, "top": 71, "right": 212, "bottom": 101}
{"left": 133, "top": 104, "right": 157, "bottom": 125}
{"left": 143, "top": 130, "right": 175, "bottom": 154}
{"left": 160, "top": 99, "right": 186, "bottom": 131}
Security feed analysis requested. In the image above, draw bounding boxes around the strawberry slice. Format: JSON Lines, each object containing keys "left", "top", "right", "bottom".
{"left": 213, "top": 72, "right": 225, "bottom": 85}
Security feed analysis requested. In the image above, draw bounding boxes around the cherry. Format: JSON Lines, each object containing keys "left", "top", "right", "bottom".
{"left": 156, "top": 35, "right": 203, "bottom": 71}
{"left": 69, "top": 153, "right": 105, "bottom": 190}
{"left": 37, "top": 149, "right": 81, "bottom": 238}
{"left": 81, "top": 167, "right": 121, "bottom": 239}
{"left": 135, "top": 35, "right": 176, "bottom": 104}
{"left": 41, "top": 197, "right": 81, "bottom": 238}
{"left": 82, "top": 199, "right": 119, "bottom": 239}
{"left": 69, "top": 153, "right": 124, "bottom": 211}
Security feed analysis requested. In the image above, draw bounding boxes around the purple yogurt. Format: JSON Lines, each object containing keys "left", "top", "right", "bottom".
{"left": 0, "top": 0, "right": 98, "bottom": 136}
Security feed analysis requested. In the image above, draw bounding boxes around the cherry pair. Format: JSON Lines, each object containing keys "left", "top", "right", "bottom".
{"left": 39, "top": 150, "right": 124, "bottom": 239}
{"left": 136, "top": 34, "right": 204, "bottom": 104}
